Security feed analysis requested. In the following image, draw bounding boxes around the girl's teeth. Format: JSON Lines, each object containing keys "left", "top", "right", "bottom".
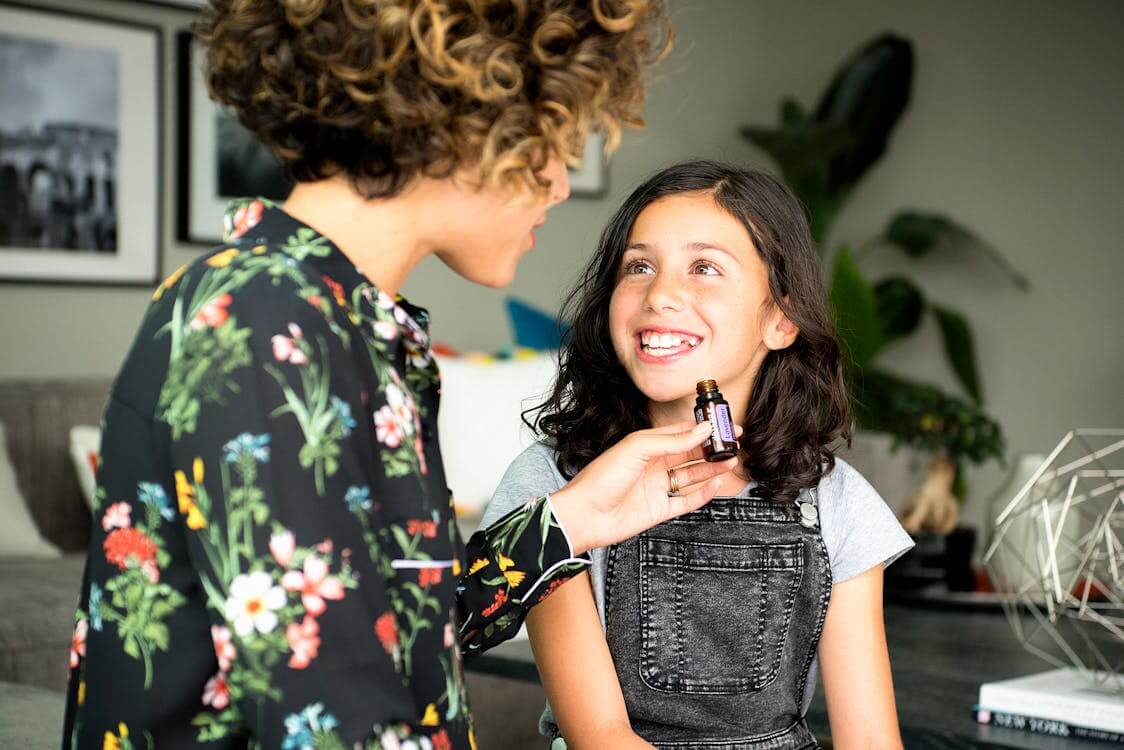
{"left": 640, "top": 331, "right": 701, "bottom": 356}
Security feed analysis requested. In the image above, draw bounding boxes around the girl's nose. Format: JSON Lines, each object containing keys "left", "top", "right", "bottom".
{"left": 644, "top": 271, "right": 685, "bottom": 312}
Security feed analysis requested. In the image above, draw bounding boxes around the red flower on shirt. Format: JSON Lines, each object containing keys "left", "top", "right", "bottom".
{"left": 228, "top": 200, "right": 264, "bottom": 240}
{"left": 406, "top": 519, "right": 438, "bottom": 538}
{"left": 202, "top": 672, "right": 230, "bottom": 709}
{"left": 322, "top": 275, "right": 347, "bottom": 307}
{"left": 103, "top": 527, "right": 158, "bottom": 571}
{"left": 70, "top": 619, "right": 87, "bottom": 669}
{"left": 418, "top": 567, "right": 442, "bottom": 587}
{"left": 431, "top": 729, "right": 452, "bottom": 750}
{"left": 190, "top": 293, "right": 232, "bottom": 330}
{"left": 286, "top": 615, "right": 321, "bottom": 670}
{"left": 374, "top": 612, "right": 398, "bottom": 654}
{"left": 536, "top": 578, "right": 567, "bottom": 604}
{"left": 481, "top": 588, "right": 508, "bottom": 618}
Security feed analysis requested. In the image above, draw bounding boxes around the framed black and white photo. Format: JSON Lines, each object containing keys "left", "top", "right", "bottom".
{"left": 177, "top": 32, "right": 292, "bottom": 246}
{"left": 569, "top": 133, "right": 606, "bottom": 196}
{"left": 0, "top": 2, "right": 161, "bottom": 285}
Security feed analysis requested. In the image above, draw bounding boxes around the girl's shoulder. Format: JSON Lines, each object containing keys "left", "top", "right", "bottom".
{"left": 481, "top": 441, "right": 568, "bottom": 528}
{"left": 813, "top": 456, "right": 881, "bottom": 506}
{"left": 813, "top": 456, "right": 915, "bottom": 583}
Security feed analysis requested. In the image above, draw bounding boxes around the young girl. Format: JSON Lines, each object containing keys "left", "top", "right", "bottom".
{"left": 483, "top": 161, "right": 915, "bottom": 749}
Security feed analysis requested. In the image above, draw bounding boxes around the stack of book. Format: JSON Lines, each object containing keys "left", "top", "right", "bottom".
{"left": 975, "top": 668, "right": 1124, "bottom": 744}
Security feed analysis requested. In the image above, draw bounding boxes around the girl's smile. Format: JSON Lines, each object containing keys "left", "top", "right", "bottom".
{"left": 635, "top": 326, "right": 704, "bottom": 362}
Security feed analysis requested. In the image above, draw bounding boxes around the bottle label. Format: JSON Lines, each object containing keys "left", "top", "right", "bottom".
{"left": 694, "top": 405, "right": 712, "bottom": 449}
{"left": 714, "top": 404, "right": 735, "bottom": 443}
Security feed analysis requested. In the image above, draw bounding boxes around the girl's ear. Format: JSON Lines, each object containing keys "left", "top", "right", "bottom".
{"left": 764, "top": 300, "right": 799, "bottom": 351}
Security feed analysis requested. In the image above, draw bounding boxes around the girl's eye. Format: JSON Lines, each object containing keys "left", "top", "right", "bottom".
{"left": 622, "top": 259, "right": 655, "bottom": 275}
{"left": 692, "top": 260, "right": 721, "bottom": 276}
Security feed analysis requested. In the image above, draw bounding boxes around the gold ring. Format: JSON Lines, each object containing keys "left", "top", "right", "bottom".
{"left": 667, "top": 468, "right": 681, "bottom": 496}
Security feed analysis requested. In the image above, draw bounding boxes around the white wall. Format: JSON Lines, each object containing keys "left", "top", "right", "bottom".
{"left": 2, "top": 0, "right": 1121, "bottom": 529}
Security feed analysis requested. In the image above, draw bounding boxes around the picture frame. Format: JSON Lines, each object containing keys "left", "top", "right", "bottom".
{"left": 569, "top": 133, "right": 607, "bottom": 196}
{"left": 176, "top": 31, "right": 292, "bottom": 246}
{"left": 0, "top": 1, "right": 162, "bottom": 286}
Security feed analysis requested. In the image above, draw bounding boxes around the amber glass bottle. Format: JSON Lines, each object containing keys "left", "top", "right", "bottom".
{"left": 694, "top": 379, "right": 739, "bottom": 461}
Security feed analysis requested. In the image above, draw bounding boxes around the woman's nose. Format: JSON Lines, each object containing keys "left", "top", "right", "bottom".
{"left": 543, "top": 157, "right": 571, "bottom": 205}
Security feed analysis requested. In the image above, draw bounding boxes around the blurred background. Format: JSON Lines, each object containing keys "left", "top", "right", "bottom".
{"left": 0, "top": 1, "right": 1121, "bottom": 748}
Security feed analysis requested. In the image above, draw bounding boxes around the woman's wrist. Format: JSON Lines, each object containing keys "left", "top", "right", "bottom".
{"left": 548, "top": 486, "right": 594, "bottom": 556}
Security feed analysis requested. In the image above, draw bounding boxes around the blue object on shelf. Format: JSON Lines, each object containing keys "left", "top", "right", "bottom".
{"left": 505, "top": 296, "right": 570, "bottom": 350}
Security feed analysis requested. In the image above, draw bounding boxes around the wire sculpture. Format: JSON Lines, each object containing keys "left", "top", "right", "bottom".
{"left": 984, "top": 428, "right": 1123, "bottom": 695}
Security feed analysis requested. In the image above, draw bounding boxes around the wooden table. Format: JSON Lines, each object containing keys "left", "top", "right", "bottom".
{"left": 466, "top": 602, "right": 1123, "bottom": 750}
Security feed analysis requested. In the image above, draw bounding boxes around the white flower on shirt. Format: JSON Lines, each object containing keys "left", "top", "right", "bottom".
{"left": 224, "top": 571, "right": 286, "bottom": 636}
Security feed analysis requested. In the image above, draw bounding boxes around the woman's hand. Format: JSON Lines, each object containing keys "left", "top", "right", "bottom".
{"left": 549, "top": 421, "right": 741, "bottom": 554}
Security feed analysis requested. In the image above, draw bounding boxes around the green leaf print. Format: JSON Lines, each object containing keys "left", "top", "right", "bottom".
{"left": 282, "top": 227, "right": 332, "bottom": 261}
{"left": 158, "top": 315, "right": 252, "bottom": 440}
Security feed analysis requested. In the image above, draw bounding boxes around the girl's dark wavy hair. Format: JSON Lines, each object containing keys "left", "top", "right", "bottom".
{"left": 528, "top": 160, "right": 852, "bottom": 505}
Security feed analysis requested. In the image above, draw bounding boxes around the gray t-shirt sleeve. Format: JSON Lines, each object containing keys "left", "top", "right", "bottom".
{"left": 481, "top": 442, "right": 569, "bottom": 529}
{"left": 817, "top": 457, "right": 915, "bottom": 583}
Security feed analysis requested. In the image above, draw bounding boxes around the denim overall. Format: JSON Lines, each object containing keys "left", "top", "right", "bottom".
{"left": 596, "top": 492, "right": 832, "bottom": 749}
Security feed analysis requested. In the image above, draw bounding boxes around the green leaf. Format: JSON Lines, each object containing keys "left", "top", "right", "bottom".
{"left": 829, "top": 247, "right": 884, "bottom": 370}
{"left": 850, "top": 368, "right": 1004, "bottom": 468}
{"left": 885, "top": 211, "right": 1028, "bottom": 290}
{"left": 932, "top": 304, "right": 982, "bottom": 403}
{"left": 738, "top": 121, "right": 852, "bottom": 180}
{"left": 813, "top": 34, "right": 914, "bottom": 190}
{"left": 143, "top": 622, "right": 170, "bottom": 651}
{"left": 873, "top": 276, "right": 924, "bottom": 342}
{"left": 780, "top": 97, "right": 807, "bottom": 126}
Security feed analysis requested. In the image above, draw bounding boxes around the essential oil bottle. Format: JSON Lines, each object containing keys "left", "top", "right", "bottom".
{"left": 694, "top": 379, "right": 739, "bottom": 462}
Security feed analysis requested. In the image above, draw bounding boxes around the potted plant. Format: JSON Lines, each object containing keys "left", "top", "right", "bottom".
{"left": 741, "top": 34, "right": 1025, "bottom": 589}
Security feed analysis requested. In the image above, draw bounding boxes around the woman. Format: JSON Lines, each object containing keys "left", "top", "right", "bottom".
{"left": 61, "top": 2, "right": 742, "bottom": 749}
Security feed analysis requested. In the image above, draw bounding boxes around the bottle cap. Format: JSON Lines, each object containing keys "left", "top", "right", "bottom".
{"left": 696, "top": 379, "right": 718, "bottom": 395}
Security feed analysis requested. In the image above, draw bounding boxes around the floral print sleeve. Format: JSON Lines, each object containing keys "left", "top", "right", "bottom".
{"left": 457, "top": 497, "right": 591, "bottom": 654}
{"left": 61, "top": 201, "right": 589, "bottom": 750}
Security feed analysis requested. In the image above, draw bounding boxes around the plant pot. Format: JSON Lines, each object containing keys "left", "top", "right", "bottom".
{"left": 943, "top": 526, "right": 977, "bottom": 592}
{"left": 886, "top": 526, "right": 978, "bottom": 592}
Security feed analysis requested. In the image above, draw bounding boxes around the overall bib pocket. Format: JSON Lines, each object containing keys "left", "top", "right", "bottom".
{"left": 638, "top": 537, "right": 804, "bottom": 694}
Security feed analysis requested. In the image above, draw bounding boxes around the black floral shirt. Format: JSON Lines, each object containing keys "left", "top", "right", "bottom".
{"left": 62, "top": 199, "right": 591, "bottom": 750}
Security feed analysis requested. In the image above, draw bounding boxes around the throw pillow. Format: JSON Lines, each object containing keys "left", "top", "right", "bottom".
{"left": 0, "top": 421, "right": 60, "bottom": 559}
{"left": 434, "top": 351, "right": 558, "bottom": 517}
{"left": 69, "top": 425, "right": 101, "bottom": 512}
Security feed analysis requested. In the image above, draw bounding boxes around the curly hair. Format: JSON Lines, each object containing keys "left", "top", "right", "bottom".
{"left": 196, "top": 0, "right": 671, "bottom": 198}
{"left": 530, "top": 161, "right": 853, "bottom": 506}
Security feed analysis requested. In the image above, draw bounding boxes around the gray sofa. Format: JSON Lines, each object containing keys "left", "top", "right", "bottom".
{"left": 0, "top": 379, "right": 545, "bottom": 748}
{"left": 0, "top": 379, "right": 104, "bottom": 694}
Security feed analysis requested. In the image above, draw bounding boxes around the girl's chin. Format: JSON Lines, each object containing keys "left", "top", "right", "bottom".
{"left": 634, "top": 380, "right": 698, "bottom": 407}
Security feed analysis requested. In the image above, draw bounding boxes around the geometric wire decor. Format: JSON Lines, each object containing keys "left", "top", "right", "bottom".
{"left": 984, "top": 429, "right": 1124, "bottom": 695}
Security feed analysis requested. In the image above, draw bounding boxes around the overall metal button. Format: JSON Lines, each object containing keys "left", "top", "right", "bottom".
{"left": 798, "top": 501, "right": 819, "bottom": 528}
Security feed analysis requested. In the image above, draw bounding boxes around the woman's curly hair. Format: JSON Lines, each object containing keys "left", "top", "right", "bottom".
{"left": 196, "top": 0, "right": 671, "bottom": 197}
{"left": 531, "top": 161, "right": 853, "bottom": 506}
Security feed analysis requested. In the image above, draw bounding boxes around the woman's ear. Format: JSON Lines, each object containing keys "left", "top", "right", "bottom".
{"left": 764, "top": 301, "right": 799, "bottom": 351}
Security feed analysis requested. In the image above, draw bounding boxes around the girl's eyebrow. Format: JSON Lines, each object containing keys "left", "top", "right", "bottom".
{"left": 686, "top": 241, "right": 737, "bottom": 259}
{"left": 624, "top": 241, "right": 739, "bottom": 261}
